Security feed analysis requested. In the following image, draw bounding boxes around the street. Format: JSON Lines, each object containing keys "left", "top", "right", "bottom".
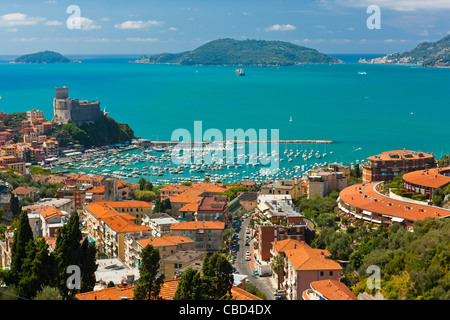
{"left": 233, "top": 214, "right": 275, "bottom": 300}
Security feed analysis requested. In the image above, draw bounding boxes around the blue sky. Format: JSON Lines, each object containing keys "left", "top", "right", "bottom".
{"left": 0, "top": 0, "right": 449, "bottom": 55}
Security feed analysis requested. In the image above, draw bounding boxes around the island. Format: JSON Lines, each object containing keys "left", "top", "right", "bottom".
{"left": 12, "top": 50, "right": 79, "bottom": 64}
{"left": 359, "top": 35, "right": 450, "bottom": 67}
{"left": 132, "top": 38, "right": 343, "bottom": 66}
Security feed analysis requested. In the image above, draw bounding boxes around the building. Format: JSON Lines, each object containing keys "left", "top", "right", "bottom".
{"left": 85, "top": 180, "right": 139, "bottom": 204}
{"left": 362, "top": 150, "right": 435, "bottom": 183}
{"left": 307, "top": 170, "right": 347, "bottom": 199}
{"left": 284, "top": 245, "right": 343, "bottom": 300}
{"left": 52, "top": 87, "right": 104, "bottom": 125}
{"left": 27, "top": 206, "right": 69, "bottom": 238}
{"left": 196, "top": 195, "right": 229, "bottom": 222}
{"left": 338, "top": 182, "right": 450, "bottom": 230}
{"left": 83, "top": 202, "right": 152, "bottom": 258}
{"left": 402, "top": 167, "right": 450, "bottom": 200}
{"left": 270, "top": 239, "right": 307, "bottom": 288}
{"left": 237, "top": 191, "right": 258, "bottom": 211}
{"left": 24, "top": 197, "right": 74, "bottom": 214}
{"left": 302, "top": 279, "right": 358, "bottom": 300}
{"left": 260, "top": 179, "right": 302, "bottom": 198}
{"left": 27, "top": 109, "right": 45, "bottom": 122}
{"left": 160, "top": 250, "right": 204, "bottom": 279}
{"left": 256, "top": 195, "right": 307, "bottom": 261}
{"left": 75, "top": 278, "right": 262, "bottom": 301}
{"left": 12, "top": 186, "right": 37, "bottom": 201}
{"left": 143, "top": 214, "right": 180, "bottom": 237}
{"left": 170, "top": 221, "right": 225, "bottom": 252}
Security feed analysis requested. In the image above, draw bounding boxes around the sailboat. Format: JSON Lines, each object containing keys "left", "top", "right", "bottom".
{"left": 235, "top": 68, "right": 245, "bottom": 76}
{"left": 289, "top": 116, "right": 293, "bottom": 122}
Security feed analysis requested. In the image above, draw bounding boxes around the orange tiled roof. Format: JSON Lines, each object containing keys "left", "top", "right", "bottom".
{"left": 271, "top": 239, "right": 308, "bottom": 254}
{"left": 102, "top": 215, "right": 149, "bottom": 233}
{"left": 310, "top": 279, "right": 358, "bottom": 300}
{"left": 170, "top": 221, "right": 225, "bottom": 231}
{"left": 339, "top": 183, "right": 450, "bottom": 221}
{"left": 169, "top": 195, "right": 203, "bottom": 204}
{"left": 75, "top": 279, "right": 261, "bottom": 300}
{"left": 367, "top": 150, "right": 434, "bottom": 162}
{"left": 137, "top": 235, "right": 193, "bottom": 248}
{"left": 285, "top": 247, "right": 342, "bottom": 271}
{"left": 403, "top": 167, "right": 450, "bottom": 189}
{"left": 37, "top": 206, "right": 65, "bottom": 220}
{"left": 98, "top": 201, "right": 152, "bottom": 208}
{"left": 12, "top": 186, "right": 34, "bottom": 195}
{"left": 179, "top": 202, "right": 199, "bottom": 212}
{"left": 85, "top": 202, "right": 135, "bottom": 221}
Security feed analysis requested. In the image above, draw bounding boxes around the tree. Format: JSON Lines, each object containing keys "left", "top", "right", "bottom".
{"left": 18, "top": 238, "right": 57, "bottom": 299}
{"left": 133, "top": 244, "right": 164, "bottom": 300}
{"left": 173, "top": 267, "right": 209, "bottom": 300}
{"left": 33, "top": 286, "right": 63, "bottom": 300}
{"left": 202, "top": 252, "right": 233, "bottom": 299}
{"left": 8, "top": 211, "right": 33, "bottom": 286}
{"left": 53, "top": 212, "right": 82, "bottom": 297}
{"left": 9, "top": 194, "right": 21, "bottom": 218}
{"left": 80, "top": 238, "right": 98, "bottom": 293}
{"left": 270, "top": 255, "right": 285, "bottom": 290}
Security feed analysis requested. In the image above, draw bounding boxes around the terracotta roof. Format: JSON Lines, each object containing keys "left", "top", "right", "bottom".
{"left": 137, "top": 235, "right": 193, "bottom": 248}
{"left": 98, "top": 201, "right": 152, "bottom": 208}
{"left": 197, "top": 196, "right": 228, "bottom": 212}
{"left": 169, "top": 195, "right": 203, "bottom": 204}
{"left": 339, "top": 183, "right": 450, "bottom": 221}
{"left": 102, "top": 215, "right": 149, "bottom": 233}
{"left": 285, "top": 247, "right": 342, "bottom": 271}
{"left": 12, "top": 186, "right": 35, "bottom": 195}
{"left": 271, "top": 239, "right": 308, "bottom": 254}
{"left": 179, "top": 202, "right": 199, "bottom": 212}
{"left": 310, "top": 279, "right": 358, "bottom": 300}
{"left": 170, "top": 221, "right": 225, "bottom": 231}
{"left": 403, "top": 167, "right": 450, "bottom": 189}
{"left": 35, "top": 206, "right": 65, "bottom": 220}
{"left": 75, "top": 279, "right": 261, "bottom": 300}
{"left": 367, "top": 150, "right": 434, "bottom": 162}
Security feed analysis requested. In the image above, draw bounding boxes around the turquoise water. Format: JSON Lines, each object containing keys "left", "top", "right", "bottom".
{"left": 0, "top": 54, "right": 449, "bottom": 174}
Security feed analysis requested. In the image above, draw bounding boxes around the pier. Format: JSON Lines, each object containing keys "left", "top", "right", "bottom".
{"left": 151, "top": 139, "right": 333, "bottom": 147}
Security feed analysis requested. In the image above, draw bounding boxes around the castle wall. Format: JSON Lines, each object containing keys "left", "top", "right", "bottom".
{"left": 52, "top": 87, "right": 104, "bottom": 124}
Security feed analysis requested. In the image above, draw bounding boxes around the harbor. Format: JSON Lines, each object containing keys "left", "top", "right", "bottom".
{"left": 50, "top": 140, "right": 365, "bottom": 187}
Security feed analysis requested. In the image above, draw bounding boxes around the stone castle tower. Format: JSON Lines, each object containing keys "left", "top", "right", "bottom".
{"left": 52, "top": 87, "right": 104, "bottom": 125}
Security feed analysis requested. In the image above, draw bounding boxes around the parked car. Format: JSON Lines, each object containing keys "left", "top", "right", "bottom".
{"left": 245, "top": 256, "right": 250, "bottom": 261}
{"left": 253, "top": 270, "right": 259, "bottom": 276}
{"left": 246, "top": 251, "right": 250, "bottom": 256}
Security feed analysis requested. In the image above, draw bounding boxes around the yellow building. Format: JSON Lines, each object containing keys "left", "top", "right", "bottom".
{"left": 260, "top": 179, "right": 302, "bottom": 198}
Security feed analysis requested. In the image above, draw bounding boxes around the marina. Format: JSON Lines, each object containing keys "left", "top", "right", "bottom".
{"left": 51, "top": 141, "right": 365, "bottom": 187}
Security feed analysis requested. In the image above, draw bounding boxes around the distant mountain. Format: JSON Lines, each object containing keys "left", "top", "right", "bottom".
{"left": 12, "top": 50, "right": 78, "bottom": 64}
{"left": 132, "top": 38, "right": 343, "bottom": 66}
{"left": 359, "top": 35, "right": 450, "bottom": 67}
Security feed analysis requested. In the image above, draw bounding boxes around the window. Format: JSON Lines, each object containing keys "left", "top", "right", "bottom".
{"left": 329, "top": 271, "right": 333, "bottom": 276}
{"left": 320, "top": 271, "right": 324, "bottom": 277}
{"left": 162, "top": 247, "right": 166, "bottom": 251}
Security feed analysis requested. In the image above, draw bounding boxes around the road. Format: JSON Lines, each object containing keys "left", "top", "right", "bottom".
{"left": 233, "top": 214, "right": 275, "bottom": 300}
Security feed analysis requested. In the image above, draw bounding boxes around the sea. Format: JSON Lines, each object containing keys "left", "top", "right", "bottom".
{"left": 0, "top": 53, "right": 449, "bottom": 184}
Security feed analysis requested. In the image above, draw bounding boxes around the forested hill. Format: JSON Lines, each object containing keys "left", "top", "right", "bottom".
{"left": 359, "top": 35, "right": 450, "bottom": 67}
{"left": 133, "top": 38, "right": 343, "bottom": 66}
{"left": 13, "top": 51, "right": 76, "bottom": 64}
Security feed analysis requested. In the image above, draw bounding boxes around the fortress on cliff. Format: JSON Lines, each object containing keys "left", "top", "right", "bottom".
{"left": 52, "top": 87, "right": 105, "bottom": 125}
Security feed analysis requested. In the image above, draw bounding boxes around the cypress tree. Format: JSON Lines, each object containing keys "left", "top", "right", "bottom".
{"left": 9, "top": 211, "right": 33, "bottom": 286}
{"left": 18, "top": 238, "right": 57, "bottom": 299}
{"left": 53, "top": 212, "right": 82, "bottom": 296}
{"left": 133, "top": 244, "right": 164, "bottom": 300}
{"left": 80, "top": 238, "right": 98, "bottom": 293}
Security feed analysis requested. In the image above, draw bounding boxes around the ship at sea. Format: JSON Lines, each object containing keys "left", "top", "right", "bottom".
{"left": 235, "top": 68, "right": 245, "bottom": 76}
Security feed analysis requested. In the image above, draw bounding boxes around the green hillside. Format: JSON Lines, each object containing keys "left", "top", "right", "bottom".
{"left": 134, "top": 38, "right": 342, "bottom": 66}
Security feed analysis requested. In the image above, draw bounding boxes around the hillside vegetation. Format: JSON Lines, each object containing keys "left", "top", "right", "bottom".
{"left": 134, "top": 38, "right": 342, "bottom": 66}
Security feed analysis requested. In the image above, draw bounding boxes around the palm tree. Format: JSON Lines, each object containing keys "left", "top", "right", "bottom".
{"left": 270, "top": 255, "right": 285, "bottom": 290}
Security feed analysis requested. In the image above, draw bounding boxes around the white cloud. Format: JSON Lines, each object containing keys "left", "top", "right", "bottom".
{"left": 115, "top": 20, "right": 164, "bottom": 29}
{"left": 265, "top": 24, "right": 296, "bottom": 32}
{"left": 44, "top": 20, "right": 63, "bottom": 26}
{"left": 7, "top": 28, "right": 18, "bottom": 32}
{"left": 168, "top": 27, "right": 177, "bottom": 31}
{"left": 66, "top": 16, "right": 101, "bottom": 30}
{"left": 0, "top": 12, "right": 45, "bottom": 27}
{"left": 335, "top": 0, "right": 450, "bottom": 11}
{"left": 126, "top": 37, "right": 159, "bottom": 42}
{"left": 13, "top": 37, "right": 38, "bottom": 42}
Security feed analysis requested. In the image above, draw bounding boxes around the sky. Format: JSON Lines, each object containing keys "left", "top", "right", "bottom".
{"left": 0, "top": 0, "right": 449, "bottom": 55}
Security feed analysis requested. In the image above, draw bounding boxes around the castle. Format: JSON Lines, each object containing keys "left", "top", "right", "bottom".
{"left": 52, "top": 87, "right": 105, "bottom": 125}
